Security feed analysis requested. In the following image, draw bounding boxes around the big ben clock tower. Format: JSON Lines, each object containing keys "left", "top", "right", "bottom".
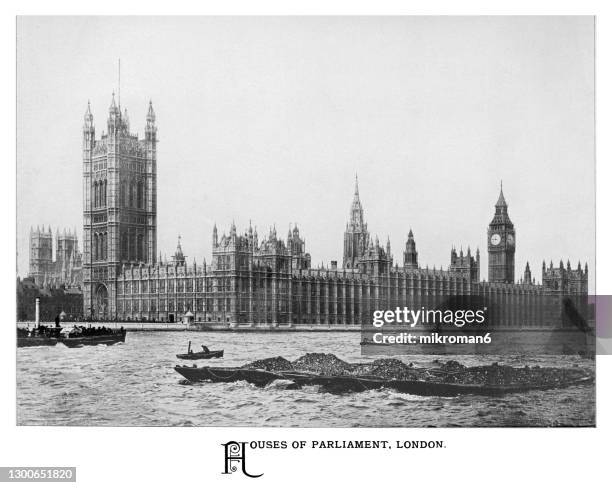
{"left": 487, "top": 183, "right": 515, "bottom": 283}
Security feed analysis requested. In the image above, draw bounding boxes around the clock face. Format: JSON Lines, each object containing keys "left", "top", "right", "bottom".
{"left": 507, "top": 234, "right": 514, "bottom": 245}
{"left": 490, "top": 233, "right": 501, "bottom": 246}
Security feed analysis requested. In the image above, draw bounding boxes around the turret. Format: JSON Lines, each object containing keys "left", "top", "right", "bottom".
{"left": 172, "top": 235, "right": 186, "bottom": 266}
{"left": 145, "top": 100, "right": 156, "bottom": 140}
{"left": 524, "top": 262, "right": 532, "bottom": 284}
{"left": 403, "top": 229, "right": 418, "bottom": 269}
{"left": 212, "top": 223, "right": 218, "bottom": 248}
{"left": 107, "top": 92, "right": 121, "bottom": 134}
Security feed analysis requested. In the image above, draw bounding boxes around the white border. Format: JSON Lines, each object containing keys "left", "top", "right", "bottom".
{"left": 2, "top": 3, "right": 611, "bottom": 488}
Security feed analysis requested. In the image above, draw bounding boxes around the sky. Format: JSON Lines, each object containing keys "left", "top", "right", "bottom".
{"left": 16, "top": 16, "right": 595, "bottom": 289}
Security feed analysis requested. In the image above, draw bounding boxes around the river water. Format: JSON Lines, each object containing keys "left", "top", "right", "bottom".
{"left": 16, "top": 331, "right": 595, "bottom": 427}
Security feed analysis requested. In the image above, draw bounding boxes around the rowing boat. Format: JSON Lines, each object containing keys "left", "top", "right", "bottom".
{"left": 176, "top": 350, "right": 224, "bottom": 360}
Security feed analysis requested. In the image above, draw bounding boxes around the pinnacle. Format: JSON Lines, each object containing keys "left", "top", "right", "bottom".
{"left": 496, "top": 181, "right": 507, "bottom": 207}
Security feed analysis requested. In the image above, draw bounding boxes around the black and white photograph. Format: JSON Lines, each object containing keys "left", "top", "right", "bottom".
{"left": 13, "top": 16, "right": 597, "bottom": 430}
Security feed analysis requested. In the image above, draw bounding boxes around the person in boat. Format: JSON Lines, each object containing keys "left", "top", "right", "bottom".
{"left": 54, "top": 314, "right": 60, "bottom": 328}
{"left": 187, "top": 340, "right": 192, "bottom": 354}
{"left": 201, "top": 344, "right": 210, "bottom": 354}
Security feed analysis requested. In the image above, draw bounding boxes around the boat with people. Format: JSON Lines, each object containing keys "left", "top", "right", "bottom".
{"left": 17, "top": 325, "right": 62, "bottom": 347}
{"left": 59, "top": 325, "right": 127, "bottom": 348}
{"left": 17, "top": 324, "right": 127, "bottom": 348}
{"left": 176, "top": 350, "right": 224, "bottom": 360}
{"left": 176, "top": 340, "right": 223, "bottom": 359}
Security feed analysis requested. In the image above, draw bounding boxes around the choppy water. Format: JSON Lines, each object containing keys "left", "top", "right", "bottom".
{"left": 17, "top": 331, "right": 595, "bottom": 427}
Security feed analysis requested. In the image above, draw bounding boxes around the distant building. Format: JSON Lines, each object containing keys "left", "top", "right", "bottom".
{"left": 28, "top": 226, "right": 82, "bottom": 287}
{"left": 16, "top": 277, "right": 83, "bottom": 322}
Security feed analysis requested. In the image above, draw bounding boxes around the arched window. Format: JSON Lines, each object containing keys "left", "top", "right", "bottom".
{"left": 137, "top": 235, "right": 144, "bottom": 262}
{"left": 121, "top": 234, "right": 128, "bottom": 261}
{"left": 102, "top": 233, "right": 107, "bottom": 260}
{"left": 137, "top": 181, "right": 144, "bottom": 209}
{"left": 122, "top": 182, "right": 128, "bottom": 207}
{"left": 129, "top": 232, "right": 135, "bottom": 261}
{"left": 102, "top": 180, "right": 107, "bottom": 207}
{"left": 129, "top": 182, "right": 135, "bottom": 207}
{"left": 93, "top": 181, "right": 98, "bottom": 208}
{"left": 93, "top": 233, "right": 98, "bottom": 261}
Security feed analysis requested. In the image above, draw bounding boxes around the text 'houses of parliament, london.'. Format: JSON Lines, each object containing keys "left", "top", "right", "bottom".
{"left": 76, "top": 93, "right": 588, "bottom": 326}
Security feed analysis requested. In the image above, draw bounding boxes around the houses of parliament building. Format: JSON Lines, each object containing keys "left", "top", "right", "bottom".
{"left": 81, "top": 94, "right": 588, "bottom": 327}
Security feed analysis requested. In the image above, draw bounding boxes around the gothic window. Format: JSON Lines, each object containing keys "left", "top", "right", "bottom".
{"left": 93, "top": 234, "right": 98, "bottom": 261}
{"left": 122, "top": 182, "right": 128, "bottom": 207}
{"left": 129, "top": 182, "right": 134, "bottom": 207}
{"left": 137, "top": 235, "right": 144, "bottom": 261}
{"left": 129, "top": 232, "right": 136, "bottom": 261}
{"left": 137, "top": 181, "right": 144, "bottom": 209}
{"left": 103, "top": 180, "right": 107, "bottom": 207}
{"left": 121, "top": 234, "right": 128, "bottom": 261}
{"left": 93, "top": 181, "right": 98, "bottom": 208}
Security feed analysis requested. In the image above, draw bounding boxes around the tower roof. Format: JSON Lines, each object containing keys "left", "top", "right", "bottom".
{"left": 109, "top": 92, "right": 118, "bottom": 111}
{"left": 84, "top": 100, "right": 93, "bottom": 127}
{"left": 490, "top": 181, "right": 513, "bottom": 226}
{"left": 147, "top": 100, "right": 156, "bottom": 122}
{"left": 174, "top": 235, "right": 184, "bottom": 261}
{"left": 496, "top": 181, "right": 507, "bottom": 207}
{"left": 348, "top": 173, "right": 365, "bottom": 228}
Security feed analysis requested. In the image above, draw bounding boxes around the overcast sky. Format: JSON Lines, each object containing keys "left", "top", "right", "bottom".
{"left": 17, "top": 16, "right": 595, "bottom": 289}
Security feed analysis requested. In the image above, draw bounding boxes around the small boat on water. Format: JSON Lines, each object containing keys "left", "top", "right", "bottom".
{"left": 176, "top": 350, "right": 224, "bottom": 360}
{"left": 177, "top": 340, "right": 222, "bottom": 360}
{"left": 16, "top": 326, "right": 126, "bottom": 348}
{"left": 17, "top": 325, "right": 62, "bottom": 348}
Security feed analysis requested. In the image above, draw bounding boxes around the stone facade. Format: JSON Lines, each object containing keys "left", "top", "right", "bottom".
{"left": 114, "top": 187, "right": 588, "bottom": 326}
{"left": 82, "top": 96, "right": 157, "bottom": 319}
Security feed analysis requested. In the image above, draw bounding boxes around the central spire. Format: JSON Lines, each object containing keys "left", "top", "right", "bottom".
{"left": 349, "top": 173, "right": 364, "bottom": 227}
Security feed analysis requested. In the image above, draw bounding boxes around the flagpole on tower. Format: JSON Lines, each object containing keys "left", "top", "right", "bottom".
{"left": 118, "top": 58, "right": 121, "bottom": 109}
